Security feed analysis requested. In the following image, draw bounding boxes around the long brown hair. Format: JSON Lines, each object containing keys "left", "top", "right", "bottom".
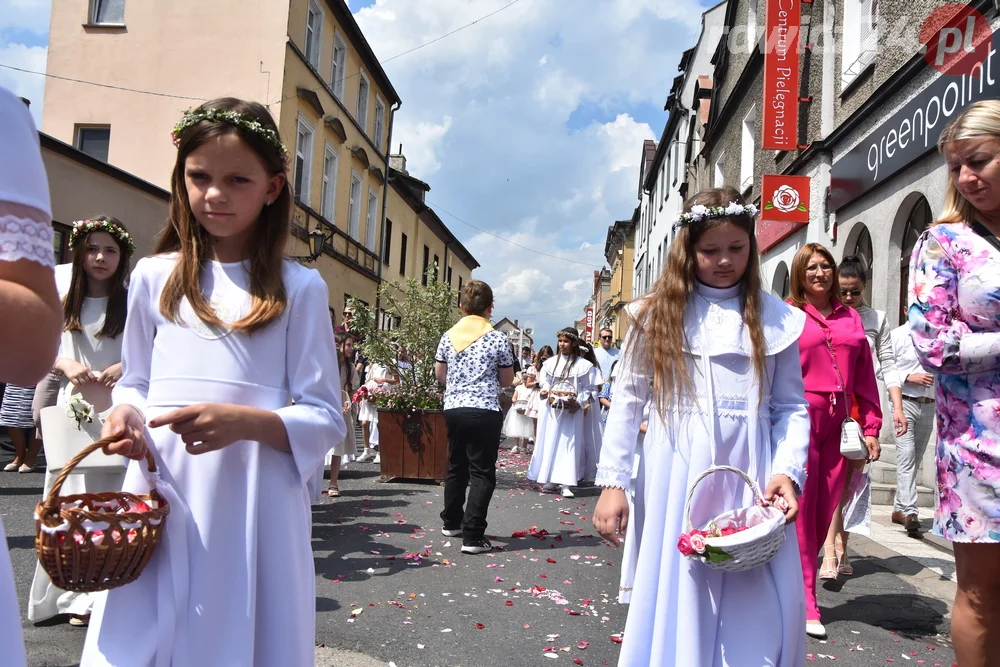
{"left": 934, "top": 99, "right": 1000, "bottom": 227}
{"left": 788, "top": 243, "right": 839, "bottom": 307}
{"left": 534, "top": 345, "right": 554, "bottom": 371}
{"left": 63, "top": 216, "right": 131, "bottom": 338}
{"left": 156, "top": 97, "right": 293, "bottom": 333}
{"left": 631, "top": 186, "right": 766, "bottom": 414}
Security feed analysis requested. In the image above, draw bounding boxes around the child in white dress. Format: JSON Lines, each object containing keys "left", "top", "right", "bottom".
{"left": 81, "top": 98, "right": 346, "bottom": 667}
{"left": 503, "top": 383, "right": 535, "bottom": 449}
{"left": 593, "top": 186, "right": 810, "bottom": 667}
{"left": 528, "top": 328, "right": 600, "bottom": 498}
{"left": 29, "top": 216, "right": 135, "bottom": 626}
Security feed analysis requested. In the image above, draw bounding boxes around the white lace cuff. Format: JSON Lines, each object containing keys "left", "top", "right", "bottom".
{"left": 0, "top": 214, "right": 54, "bottom": 267}
{"left": 595, "top": 465, "right": 631, "bottom": 491}
{"left": 771, "top": 462, "right": 806, "bottom": 496}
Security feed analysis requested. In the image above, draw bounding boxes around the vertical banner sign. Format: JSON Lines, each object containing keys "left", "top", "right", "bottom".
{"left": 585, "top": 308, "right": 594, "bottom": 341}
{"left": 757, "top": 174, "right": 811, "bottom": 253}
{"left": 762, "top": 0, "right": 801, "bottom": 151}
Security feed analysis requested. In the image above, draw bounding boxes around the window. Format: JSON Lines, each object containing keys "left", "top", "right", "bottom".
{"left": 447, "top": 266, "right": 453, "bottom": 286}
{"left": 422, "top": 245, "right": 430, "bottom": 286}
{"left": 357, "top": 72, "right": 370, "bottom": 131}
{"left": 740, "top": 105, "right": 756, "bottom": 192}
{"left": 851, "top": 224, "right": 874, "bottom": 305}
{"left": 348, "top": 171, "right": 363, "bottom": 240}
{"left": 75, "top": 126, "right": 110, "bottom": 162}
{"left": 383, "top": 218, "right": 392, "bottom": 264}
{"left": 294, "top": 116, "right": 315, "bottom": 205}
{"left": 458, "top": 276, "right": 463, "bottom": 305}
{"left": 321, "top": 144, "right": 338, "bottom": 220}
{"left": 842, "top": 0, "right": 878, "bottom": 88}
{"left": 433, "top": 254, "right": 440, "bottom": 282}
{"left": 365, "top": 188, "right": 378, "bottom": 251}
{"left": 399, "top": 232, "right": 407, "bottom": 275}
{"left": 714, "top": 152, "right": 725, "bottom": 188}
{"left": 332, "top": 33, "right": 347, "bottom": 100}
{"left": 305, "top": 0, "right": 323, "bottom": 69}
{"left": 374, "top": 96, "right": 386, "bottom": 151}
{"left": 898, "top": 196, "right": 932, "bottom": 324}
{"left": 747, "top": 0, "right": 758, "bottom": 52}
{"left": 660, "top": 163, "right": 666, "bottom": 202}
{"left": 673, "top": 127, "right": 681, "bottom": 184}
{"left": 90, "top": 0, "right": 125, "bottom": 24}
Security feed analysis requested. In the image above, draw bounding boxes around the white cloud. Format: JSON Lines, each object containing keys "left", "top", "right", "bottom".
{"left": 0, "top": 0, "right": 52, "bottom": 35}
{"left": 354, "top": 0, "right": 701, "bottom": 345}
{"left": 0, "top": 43, "right": 47, "bottom": 126}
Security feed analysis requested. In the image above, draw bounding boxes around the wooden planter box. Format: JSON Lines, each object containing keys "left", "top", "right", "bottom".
{"left": 377, "top": 409, "right": 448, "bottom": 483}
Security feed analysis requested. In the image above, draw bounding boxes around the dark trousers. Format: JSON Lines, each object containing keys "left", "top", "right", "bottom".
{"left": 440, "top": 407, "right": 503, "bottom": 543}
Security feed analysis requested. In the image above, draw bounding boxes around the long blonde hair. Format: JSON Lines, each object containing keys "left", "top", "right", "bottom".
{"left": 934, "top": 99, "right": 1000, "bottom": 226}
{"left": 156, "top": 97, "right": 293, "bottom": 333}
{"left": 631, "top": 186, "right": 767, "bottom": 416}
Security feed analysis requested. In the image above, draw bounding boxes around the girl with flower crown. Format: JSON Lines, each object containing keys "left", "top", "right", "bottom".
{"left": 527, "top": 327, "right": 601, "bottom": 498}
{"left": 28, "top": 214, "right": 134, "bottom": 627}
{"left": 593, "top": 186, "right": 810, "bottom": 666}
{"left": 80, "top": 98, "right": 346, "bottom": 667}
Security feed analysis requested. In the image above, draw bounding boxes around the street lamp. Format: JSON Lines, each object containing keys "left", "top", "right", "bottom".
{"left": 289, "top": 226, "right": 330, "bottom": 263}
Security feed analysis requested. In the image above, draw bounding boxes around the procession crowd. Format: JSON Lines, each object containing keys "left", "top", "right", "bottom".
{"left": 0, "top": 84, "right": 998, "bottom": 667}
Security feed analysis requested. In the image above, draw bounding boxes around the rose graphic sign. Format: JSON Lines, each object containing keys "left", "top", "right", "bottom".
{"left": 758, "top": 174, "right": 810, "bottom": 253}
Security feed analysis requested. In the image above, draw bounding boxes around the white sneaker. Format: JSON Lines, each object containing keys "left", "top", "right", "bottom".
{"left": 372, "top": 453, "right": 381, "bottom": 464}
{"left": 560, "top": 485, "right": 575, "bottom": 498}
{"left": 357, "top": 450, "right": 374, "bottom": 462}
{"left": 441, "top": 527, "right": 463, "bottom": 537}
{"left": 805, "top": 621, "right": 826, "bottom": 638}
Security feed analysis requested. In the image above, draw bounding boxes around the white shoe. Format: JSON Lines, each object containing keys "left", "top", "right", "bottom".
{"left": 510, "top": 446, "right": 519, "bottom": 454}
{"left": 357, "top": 450, "right": 374, "bottom": 462}
{"left": 560, "top": 485, "right": 575, "bottom": 498}
{"left": 805, "top": 621, "right": 826, "bottom": 638}
{"left": 372, "top": 453, "right": 381, "bottom": 464}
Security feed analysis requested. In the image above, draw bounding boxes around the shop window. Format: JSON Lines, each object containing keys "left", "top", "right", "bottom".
{"left": 849, "top": 224, "right": 873, "bottom": 305}
{"left": 899, "top": 196, "right": 932, "bottom": 324}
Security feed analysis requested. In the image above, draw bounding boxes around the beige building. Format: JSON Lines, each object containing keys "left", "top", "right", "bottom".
{"left": 42, "top": 0, "right": 404, "bottom": 316}
{"left": 601, "top": 210, "right": 636, "bottom": 346}
{"left": 41, "top": 130, "right": 169, "bottom": 264}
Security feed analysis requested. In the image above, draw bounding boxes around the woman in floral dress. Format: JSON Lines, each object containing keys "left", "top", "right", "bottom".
{"left": 908, "top": 100, "right": 1000, "bottom": 667}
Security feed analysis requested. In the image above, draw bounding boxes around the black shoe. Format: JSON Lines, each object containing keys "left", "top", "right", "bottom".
{"left": 461, "top": 538, "right": 492, "bottom": 554}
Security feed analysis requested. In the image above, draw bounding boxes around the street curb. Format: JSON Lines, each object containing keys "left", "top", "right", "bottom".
{"left": 847, "top": 533, "right": 957, "bottom": 617}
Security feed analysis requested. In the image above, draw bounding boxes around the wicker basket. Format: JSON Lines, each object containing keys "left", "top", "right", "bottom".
{"left": 35, "top": 437, "right": 169, "bottom": 593}
{"left": 681, "top": 465, "right": 787, "bottom": 573}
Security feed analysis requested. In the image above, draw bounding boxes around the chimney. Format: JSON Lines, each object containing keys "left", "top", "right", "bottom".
{"left": 389, "top": 144, "right": 407, "bottom": 174}
{"left": 514, "top": 319, "right": 518, "bottom": 328}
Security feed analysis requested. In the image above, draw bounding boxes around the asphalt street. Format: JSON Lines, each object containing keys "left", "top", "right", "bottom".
{"left": 1, "top": 441, "right": 958, "bottom": 666}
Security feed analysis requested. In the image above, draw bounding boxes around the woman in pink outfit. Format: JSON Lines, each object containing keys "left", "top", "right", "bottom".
{"left": 788, "top": 243, "right": 882, "bottom": 639}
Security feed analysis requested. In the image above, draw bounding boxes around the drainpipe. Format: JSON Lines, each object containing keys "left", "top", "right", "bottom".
{"left": 375, "top": 100, "right": 400, "bottom": 329}
{"left": 819, "top": 0, "right": 836, "bottom": 242}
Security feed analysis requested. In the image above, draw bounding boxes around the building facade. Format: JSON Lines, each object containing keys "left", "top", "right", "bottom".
{"left": 41, "top": 0, "right": 418, "bottom": 317}
{"left": 601, "top": 212, "right": 636, "bottom": 346}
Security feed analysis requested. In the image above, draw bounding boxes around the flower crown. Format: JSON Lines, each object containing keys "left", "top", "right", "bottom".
{"left": 69, "top": 219, "right": 136, "bottom": 255}
{"left": 672, "top": 202, "right": 759, "bottom": 230}
{"left": 171, "top": 107, "right": 290, "bottom": 165}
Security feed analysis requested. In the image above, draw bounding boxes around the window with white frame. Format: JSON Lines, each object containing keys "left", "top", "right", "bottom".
{"left": 374, "top": 96, "right": 386, "bottom": 151}
{"left": 305, "top": 0, "right": 323, "bottom": 70}
{"left": 90, "top": 0, "right": 125, "bottom": 24}
{"left": 740, "top": 105, "right": 756, "bottom": 192}
{"left": 673, "top": 127, "right": 681, "bottom": 184}
{"left": 842, "top": 0, "right": 878, "bottom": 88}
{"left": 294, "top": 116, "right": 315, "bottom": 205}
{"left": 321, "top": 144, "right": 338, "bottom": 221}
{"left": 332, "top": 33, "right": 347, "bottom": 100}
{"left": 747, "top": 0, "right": 758, "bottom": 53}
{"left": 365, "top": 188, "right": 378, "bottom": 251}
{"left": 357, "top": 72, "right": 370, "bottom": 132}
{"left": 714, "top": 152, "right": 725, "bottom": 188}
{"left": 660, "top": 163, "right": 666, "bottom": 202}
{"left": 348, "top": 171, "right": 363, "bottom": 240}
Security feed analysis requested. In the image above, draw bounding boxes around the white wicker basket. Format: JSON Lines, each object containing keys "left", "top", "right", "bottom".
{"left": 681, "top": 465, "right": 787, "bottom": 573}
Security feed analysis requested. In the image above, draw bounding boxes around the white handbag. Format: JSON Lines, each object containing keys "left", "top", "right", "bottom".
{"left": 824, "top": 338, "right": 870, "bottom": 461}
{"left": 40, "top": 384, "right": 127, "bottom": 473}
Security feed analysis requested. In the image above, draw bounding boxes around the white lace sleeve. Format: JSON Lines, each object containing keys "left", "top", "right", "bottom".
{"left": 0, "top": 214, "right": 55, "bottom": 267}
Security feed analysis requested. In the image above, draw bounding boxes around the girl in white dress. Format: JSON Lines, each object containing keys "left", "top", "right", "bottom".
{"left": 81, "top": 98, "right": 346, "bottom": 667}
{"left": 503, "top": 383, "right": 535, "bottom": 449}
{"left": 28, "top": 216, "right": 135, "bottom": 626}
{"left": 528, "top": 328, "right": 600, "bottom": 498}
{"left": 593, "top": 186, "right": 810, "bottom": 667}
{"left": 326, "top": 328, "right": 360, "bottom": 497}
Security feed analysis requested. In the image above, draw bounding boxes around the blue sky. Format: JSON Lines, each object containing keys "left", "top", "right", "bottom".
{"left": 1, "top": 0, "right": 714, "bottom": 347}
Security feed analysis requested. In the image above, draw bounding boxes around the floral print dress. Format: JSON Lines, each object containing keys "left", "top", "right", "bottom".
{"left": 909, "top": 221, "right": 1000, "bottom": 543}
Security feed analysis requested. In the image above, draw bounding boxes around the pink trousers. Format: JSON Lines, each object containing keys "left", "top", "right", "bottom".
{"left": 796, "top": 391, "right": 850, "bottom": 621}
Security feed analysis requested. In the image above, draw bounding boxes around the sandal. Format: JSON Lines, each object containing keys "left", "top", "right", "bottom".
{"left": 819, "top": 544, "right": 838, "bottom": 581}
{"left": 327, "top": 486, "right": 340, "bottom": 498}
{"left": 836, "top": 534, "right": 853, "bottom": 575}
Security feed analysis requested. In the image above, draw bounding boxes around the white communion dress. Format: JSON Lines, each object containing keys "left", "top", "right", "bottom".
{"left": 80, "top": 255, "right": 345, "bottom": 667}
{"left": 597, "top": 283, "right": 810, "bottom": 667}
{"left": 528, "top": 354, "right": 600, "bottom": 486}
